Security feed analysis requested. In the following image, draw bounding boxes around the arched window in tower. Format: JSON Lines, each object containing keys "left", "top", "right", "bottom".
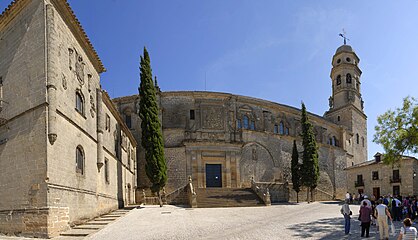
{"left": 356, "top": 134, "right": 359, "bottom": 144}
{"left": 285, "top": 127, "right": 290, "bottom": 135}
{"left": 336, "top": 75, "right": 341, "bottom": 85}
{"left": 243, "top": 115, "right": 249, "bottom": 129}
{"left": 274, "top": 124, "right": 278, "bottom": 134}
{"left": 331, "top": 136, "right": 337, "bottom": 146}
{"left": 346, "top": 73, "right": 352, "bottom": 84}
{"left": 279, "top": 122, "right": 284, "bottom": 135}
{"left": 125, "top": 114, "right": 132, "bottom": 129}
{"left": 362, "top": 137, "right": 365, "bottom": 147}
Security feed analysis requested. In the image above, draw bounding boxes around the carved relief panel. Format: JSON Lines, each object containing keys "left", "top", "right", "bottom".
{"left": 201, "top": 106, "right": 224, "bottom": 130}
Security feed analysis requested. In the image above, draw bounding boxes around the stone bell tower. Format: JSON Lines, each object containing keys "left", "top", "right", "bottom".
{"left": 324, "top": 44, "right": 368, "bottom": 166}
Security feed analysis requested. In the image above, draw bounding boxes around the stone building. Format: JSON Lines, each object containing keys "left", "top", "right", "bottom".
{"left": 0, "top": 0, "right": 370, "bottom": 237}
{"left": 0, "top": 0, "right": 136, "bottom": 237}
{"left": 346, "top": 153, "right": 418, "bottom": 198}
{"left": 113, "top": 44, "right": 368, "bottom": 201}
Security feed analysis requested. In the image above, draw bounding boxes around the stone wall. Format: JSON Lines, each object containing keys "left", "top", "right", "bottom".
{"left": 0, "top": 0, "right": 49, "bottom": 236}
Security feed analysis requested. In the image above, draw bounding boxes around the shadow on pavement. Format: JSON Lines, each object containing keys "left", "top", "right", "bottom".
{"left": 287, "top": 215, "right": 407, "bottom": 240}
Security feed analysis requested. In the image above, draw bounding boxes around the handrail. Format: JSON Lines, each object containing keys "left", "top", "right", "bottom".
{"left": 314, "top": 188, "right": 334, "bottom": 199}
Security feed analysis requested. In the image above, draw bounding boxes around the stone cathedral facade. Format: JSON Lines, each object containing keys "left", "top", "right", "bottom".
{"left": 114, "top": 45, "right": 368, "bottom": 199}
{"left": 0, "top": 0, "right": 367, "bottom": 237}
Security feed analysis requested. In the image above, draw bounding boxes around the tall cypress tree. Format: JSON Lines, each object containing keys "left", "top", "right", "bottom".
{"left": 291, "top": 140, "right": 301, "bottom": 203}
{"left": 139, "top": 47, "right": 167, "bottom": 206}
{"left": 300, "top": 102, "right": 319, "bottom": 203}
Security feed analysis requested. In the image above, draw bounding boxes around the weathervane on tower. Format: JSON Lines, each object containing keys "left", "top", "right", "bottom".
{"left": 339, "top": 29, "right": 350, "bottom": 45}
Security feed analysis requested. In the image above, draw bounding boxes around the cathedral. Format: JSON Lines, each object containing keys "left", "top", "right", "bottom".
{"left": 0, "top": 0, "right": 367, "bottom": 237}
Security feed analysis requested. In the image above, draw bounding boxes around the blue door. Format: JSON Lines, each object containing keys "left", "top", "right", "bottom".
{"left": 206, "top": 164, "right": 222, "bottom": 188}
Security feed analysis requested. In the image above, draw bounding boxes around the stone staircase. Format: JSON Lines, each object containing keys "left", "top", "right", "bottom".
{"left": 195, "top": 188, "right": 264, "bottom": 208}
{"left": 56, "top": 207, "right": 136, "bottom": 239}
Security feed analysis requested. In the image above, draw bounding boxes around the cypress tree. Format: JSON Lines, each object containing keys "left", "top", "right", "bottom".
{"left": 138, "top": 47, "right": 167, "bottom": 206}
{"left": 291, "top": 140, "right": 301, "bottom": 203}
{"left": 300, "top": 102, "right": 319, "bottom": 203}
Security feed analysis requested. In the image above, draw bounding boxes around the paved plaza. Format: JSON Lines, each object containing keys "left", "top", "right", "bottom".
{"left": 1, "top": 201, "right": 412, "bottom": 240}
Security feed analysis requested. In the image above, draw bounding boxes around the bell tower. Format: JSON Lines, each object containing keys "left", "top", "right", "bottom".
{"left": 324, "top": 44, "right": 367, "bottom": 165}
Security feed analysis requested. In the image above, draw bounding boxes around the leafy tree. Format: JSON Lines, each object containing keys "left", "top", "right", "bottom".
{"left": 291, "top": 140, "right": 301, "bottom": 203}
{"left": 138, "top": 47, "right": 167, "bottom": 206}
{"left": 374, "top": 96, "right": 418, "bottom": 164}
{"left": 300, "top": 102, "right": 319, "bottom": 203}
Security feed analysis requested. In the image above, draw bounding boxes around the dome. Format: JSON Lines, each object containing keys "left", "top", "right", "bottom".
{"left": 336, "top": 45, "right": 353, "bottom": 54}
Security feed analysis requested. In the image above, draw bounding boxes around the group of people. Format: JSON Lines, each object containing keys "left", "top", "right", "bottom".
{"left": 342, "top": 193, "right": 418, "bottom": 239}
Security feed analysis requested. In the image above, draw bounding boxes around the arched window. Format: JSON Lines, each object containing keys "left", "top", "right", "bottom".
{"left": 75, "top": 91, "right": 84, "bottom": 115}
{"left": 237, "top": 119, "right": 242, "bottom": 129}
{"left": 346, "top": 73, "right": 352, "bottom": 84}
{"left": 250, "top": 120, "right": 255, "bottom": 130}
{"left": 274, "top": 124, "right": 278, "bottom": 134}
{"left": 285, "top": 127, "right": 290, "bottom": 135}
{"left": 362, "top": 137, "right": 365, "bottom": 147}
{"left": 76, "top": 146, "right": 84, "bottom": 175}
{"left": 336, "top": 75, "right": 341, "bottom": 85}
{"left": 125, "top": 114, "right": 132, "bottom": 129}
{"left": 243, "top": 116, "right": 249, "bottom": 129}
{"left": 279, "top": 122, "right": 284, "bottom": 135}
{"left": 331, "top": 136, "right": 337, "bottom": 146}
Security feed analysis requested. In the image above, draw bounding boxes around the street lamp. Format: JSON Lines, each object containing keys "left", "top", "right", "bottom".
{"left": 414, "top": 171, "right": 417, "bottom": 179}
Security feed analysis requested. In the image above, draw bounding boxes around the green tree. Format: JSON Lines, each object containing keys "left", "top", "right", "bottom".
{"left": 291, "top": 140, "right": 301, "bottom": 203}
{"left": 374, "top": 96, "right": 418, "bottom": 164}
{"left": 300, "top": 102, "right": 319, "bottom": 203}
{"left": 138, "top": 47, "right": 167, "bottom": 206}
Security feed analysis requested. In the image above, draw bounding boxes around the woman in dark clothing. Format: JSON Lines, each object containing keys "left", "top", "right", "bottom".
{"left": 359, "top": 200, "right": 372, "bottom": 238}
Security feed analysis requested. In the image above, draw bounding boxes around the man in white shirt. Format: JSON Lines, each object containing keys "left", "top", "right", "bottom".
{"left": 361, "top": 195, "right": 372, "bottom": 208}
{"left": 376, "top": 199, "right": 393, "bottom": 240}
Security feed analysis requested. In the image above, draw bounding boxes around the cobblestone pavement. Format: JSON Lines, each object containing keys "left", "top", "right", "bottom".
{"left": 1, "top": 202, "right": 412, "bottom": 240}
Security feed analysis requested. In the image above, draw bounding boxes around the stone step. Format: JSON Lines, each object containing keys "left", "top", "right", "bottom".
{"left": 84, "top": 221, "right": 109, "bottom": 225}
{"left": 195, "top": 188, "right": 264, "bottom": 208}
{"left": 73, "top": 224, "right": 103, "bottom": 230}
{"left": 94, "top": 218, "right": 117, "bottom": 221}
{"left": 60, "top": 228, "right": 97, "bottom": 237}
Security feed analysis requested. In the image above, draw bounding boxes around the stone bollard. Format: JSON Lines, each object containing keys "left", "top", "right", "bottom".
{"left": 265, "top": 188, "right": 271, "bottom": 206}
{"left": 142, "top": 189, "right": 146, "bottom": 205}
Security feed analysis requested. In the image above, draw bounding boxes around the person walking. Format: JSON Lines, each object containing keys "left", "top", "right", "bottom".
{"left": 360, "top": 200, "right": 372, "bottom": 238}
{"left": 397, "top": 218, "right": 417, "bottom": 240}
{"left": 341, "top": 199, "right": 352, "bottom": 235}
{"left": 375, "top": 199, "right": 393, "bottom": 240}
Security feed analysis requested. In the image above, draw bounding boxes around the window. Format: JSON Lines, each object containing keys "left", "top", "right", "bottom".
{"left": 104, "top": 158, "right": 109, "bottom": 184}
{"left": 105, "top": 114, "right": 111, "bottom": 132}
{"left": 243, "top": 116, "right": 249, "bottom": 129}
{"left": 362, "top": 137, "right": 365, "bottom": 147}
{"left": 372, "top": 171, "right": 379, "bottom": 180}
{"left": 346, "top": 73, "right": 352, "bottom": 84}
{"left": 337, "top": 59, "right": 341, "bottom": 64}
{"left": 0, "top": 76, "right": 2, "bottom": 85}
{"left": 75, "top": 91, "right": 84, "bottom": 115}
{"left": 346, "top": 57, "right": 351, "bottom": 62}
{"left": 337, "top": 116, "right": 340, "bottom": 122}
{"left": 237, "top": 119, "right": 242, "bottom": 129}
{"left": 190, "top": 110, "right": 195, "bottom": 120}
{"left": 279, "top": 122, "right": 284, "bottom": 135}
{"left": 76, "top": 146, "right": 84, "bottom": 175}
{"left": 125, "top": 114, "right": 132, "bottom": 129}
{"left": 127, "top": 146, "right": 131, "bottom": 169}
{"left": 393, "top": 186, "right": 400, "bottom": 196}
{"left": 393, "top": 170, "right": 400, "bottom": 180}
{"left": 285, "top": 127, "right": 289, "bottom": 135}
{"left": 250, "top": 121, "right": 255, "bottom": 130}
{"left": 274, "top": 124, "right": 278, "bottom": 134}
{"left": 331, "top": 136, "right": 337, "bottom": 146}
{"left": 356, "top": 134, "right": 359, "bottom": 144}
{"left": 336, "top": 75, "right": 341, "bottom": 85}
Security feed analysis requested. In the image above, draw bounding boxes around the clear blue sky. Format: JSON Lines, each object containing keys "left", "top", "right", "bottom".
{"left": 2, "top": 0, "right": 418, "bottom": 160}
